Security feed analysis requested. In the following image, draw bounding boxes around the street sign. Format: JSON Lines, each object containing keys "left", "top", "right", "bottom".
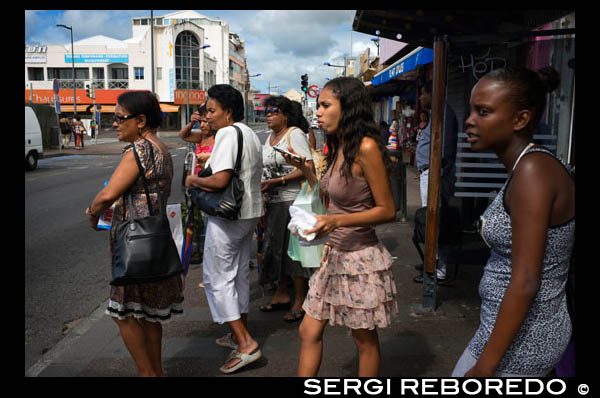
{"left": 307, "top": 85, "right": 319, "bottom": 98}
{"left": 54, "top": 94, "right": 61, "bottom": 114}
{"left": 53, "top": 79, "right": 59, "bottom": 94}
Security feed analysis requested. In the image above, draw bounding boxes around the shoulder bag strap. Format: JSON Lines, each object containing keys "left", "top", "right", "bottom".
{"left": 130, "top": 140, "right": 163, "bottom": 217}
{"left": 232, "top": 125, "right": 244, "bottom": 175}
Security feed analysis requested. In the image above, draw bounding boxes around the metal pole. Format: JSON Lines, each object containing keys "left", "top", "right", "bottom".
{"left": 150, "top": 10, "right": 155, "bottom": 94}
{"left": 70, "top": 28, "right": 76, "bottom": 114}
{"left": 187, "top": 44, "right": 190, "bottom": 125}
{"left": 422, "top": 35, "right": 447, "bottom": 311}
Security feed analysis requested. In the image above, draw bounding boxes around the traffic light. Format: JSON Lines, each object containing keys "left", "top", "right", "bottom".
{"left": 86, "top": 84, "right": 91, "bottom": 98}
{"left": 301, "top": 74, "right": 308, "bottom": 93}
{"left": 85, "top": 83, "right": 95, "bottom": 99}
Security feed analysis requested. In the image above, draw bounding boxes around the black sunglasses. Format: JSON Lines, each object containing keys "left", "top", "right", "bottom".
{"left": 265, "top": 107, "right": 281, "bottom": 115}
{"left": 114, "top": 114, "right": 140, "bottom": 124}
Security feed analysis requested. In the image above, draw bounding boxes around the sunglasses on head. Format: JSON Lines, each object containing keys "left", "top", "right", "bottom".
{"left": 266, "top": 107, "right": 281, "bottom": 115}
{"left": 114, "top": 114, "right": 140, "bottom": 124}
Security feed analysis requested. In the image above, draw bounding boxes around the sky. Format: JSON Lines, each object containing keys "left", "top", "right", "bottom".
{"left": 25, "top": 10, "right": 381, "bottom": 102}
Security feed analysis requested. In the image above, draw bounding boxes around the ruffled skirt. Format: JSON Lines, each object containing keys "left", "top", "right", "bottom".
{"left": 302, "top": 242, "right": 398, "bottom": 330}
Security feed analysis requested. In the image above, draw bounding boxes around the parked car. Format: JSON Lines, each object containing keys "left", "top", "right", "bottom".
{"left": 25, "top": 106, "right": 43, "bottom": 171}
{"left": 311, "top": 116, "right": 319, "bottom": 129}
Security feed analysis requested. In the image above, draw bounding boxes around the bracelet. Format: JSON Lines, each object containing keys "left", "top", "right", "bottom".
{"left": 87, "top": 207, "right": 99, "bottom": 218}
{"left": 281, "top": 176, "right": 286, "bottom": 186}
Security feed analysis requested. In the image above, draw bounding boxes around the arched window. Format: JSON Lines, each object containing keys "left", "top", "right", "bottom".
{"left": 175, "top": 31, "right": 200, "bottom": 90}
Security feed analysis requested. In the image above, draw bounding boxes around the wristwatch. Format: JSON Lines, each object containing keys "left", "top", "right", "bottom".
{"left": 281, "top": 176, "right": 286, "bottom": 186}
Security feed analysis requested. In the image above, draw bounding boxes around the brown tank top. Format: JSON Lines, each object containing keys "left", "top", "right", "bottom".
{"left": 321, "top": 163, "right": 379, "bottom": 250}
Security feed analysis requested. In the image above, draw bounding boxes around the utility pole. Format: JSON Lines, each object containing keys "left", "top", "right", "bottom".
{"left": 150, "top": 10, "right": 155, "bottom": 94}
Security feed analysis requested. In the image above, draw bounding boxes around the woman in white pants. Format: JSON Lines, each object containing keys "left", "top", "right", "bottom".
{"left": 185, "top": 84, "right": 264, "bottom": 374}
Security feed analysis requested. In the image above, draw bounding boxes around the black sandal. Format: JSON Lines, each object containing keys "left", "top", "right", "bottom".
{"left": 283, "top": 310, "right": 305, "bottom": 322}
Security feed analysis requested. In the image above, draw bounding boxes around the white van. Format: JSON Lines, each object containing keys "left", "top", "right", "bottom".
{"left": 25, "top": 106, "right": 43, "bottom": 170}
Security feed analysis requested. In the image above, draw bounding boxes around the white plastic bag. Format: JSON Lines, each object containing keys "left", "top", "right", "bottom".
{"left": 166, "top": 204, "right": 183, "bottom": 259}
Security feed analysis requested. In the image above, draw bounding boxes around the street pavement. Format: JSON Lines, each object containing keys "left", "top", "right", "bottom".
{"left": 29, "top": 129, "right": 490, "bottom": 377}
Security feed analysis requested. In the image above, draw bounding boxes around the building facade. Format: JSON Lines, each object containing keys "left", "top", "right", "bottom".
{"left": 25, "top": 10, "right": 248, "bottom": 129}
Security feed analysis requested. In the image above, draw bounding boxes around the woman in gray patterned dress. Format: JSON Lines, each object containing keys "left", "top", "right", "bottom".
{"left": 86, "top": 91, "right": 183, "bottom": 377}
{"left": 452, "top": 67, "right": 575, "bottom": 377}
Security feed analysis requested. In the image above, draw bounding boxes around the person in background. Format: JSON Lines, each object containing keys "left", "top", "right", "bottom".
{"left": 452, "top": 66, "right": 574, "bottom": 377}
{"left": 59, "top": 114, "right": 72, "bottom": 149}
{"left": 379, "top": 121, "right": 389, "bottom": 146}
{"left": 179, "top": 104, "right": 216, "bottom": 288}
{"left": 72, "top": 114, "right": 87, "bottom": 150}
{"left": 258, "top": 95, "right": 315, "bottom": 322}
{"left": 86, "top": 91, "right": 183, "bottom": 377}
{"left": 284, "top": 77, "right": 398, "bottom": 377}
{"left": 90, "top": 118, "right": 97, "bottom": 142}
{"left": 185, "top": 84, "right": 264, "bottom": 374}
{"left": 413, "top": 80, "right": 458, "bottom": 284}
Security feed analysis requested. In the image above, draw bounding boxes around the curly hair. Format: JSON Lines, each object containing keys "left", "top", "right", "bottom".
{"left": 482, "top": 66, "right": 560, "bottom": 135}
{"left": 322, "top": 77, "right": 392, "bottom": 180}
{"left": 263, "top": 95, "right": 294, "bottom": 125}
{"left": 207, "top": 84, "right": 244, "bottom": 122}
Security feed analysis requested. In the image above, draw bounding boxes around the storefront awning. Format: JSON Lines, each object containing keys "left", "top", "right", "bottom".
{"left": 159, "top": 103, "right": 180, "bottom": 113}
{"left": 371, "top": 47, "right": 433, "bottom": 86}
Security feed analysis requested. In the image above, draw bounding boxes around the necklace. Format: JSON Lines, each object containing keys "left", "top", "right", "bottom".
{"left": 270, "top": 125, "right": 288, "bottom": 146}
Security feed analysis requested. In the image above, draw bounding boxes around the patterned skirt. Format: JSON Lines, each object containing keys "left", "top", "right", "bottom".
{"left": 105, "top": 236, "right": 185, "bottom": 323}
{"left": 302, "top": 242, "right": 398, "bottom": 330}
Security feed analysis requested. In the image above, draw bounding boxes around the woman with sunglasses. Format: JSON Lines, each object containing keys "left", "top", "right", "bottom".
{"left": 86, "top": 91, "right": 183, "bottom": 377}
{"left": 258, "top": 95, "right": 315, "bottom": 323}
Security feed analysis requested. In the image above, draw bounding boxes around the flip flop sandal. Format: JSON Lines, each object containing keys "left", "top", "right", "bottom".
{"left": 283, "top": 310, "right": 305, "bottom": 322}
{"left": 259, "top": 301, "right": 291, "bottom": 312}
{"left": 219, "top": 348, "right": 262, "bottom": 374}
{"left": 215, "top": 333, "right": 238, "bottom": 350}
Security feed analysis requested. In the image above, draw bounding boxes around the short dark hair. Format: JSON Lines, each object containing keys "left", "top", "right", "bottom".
{"left": 263, "top": 95, "right": 294, "bottom": 122}
{"left": 207, "top": 84, "right": 244, "bottom": 122}
{"left": 117, "top": 91, "right": 162, "bottom": 129}
{"left": 482, "top": 66, "right": 560, "bottom": 134}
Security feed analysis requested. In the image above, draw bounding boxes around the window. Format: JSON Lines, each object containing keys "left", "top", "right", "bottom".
{"left": 175, "top": 31, "right": 201, "bottom": 90}
{"left": 93, "top": 67, "right": 104, "bottom": 80}
{"left": 157, "top": 67, "right": 162, "bottom": 80}
{"left": 134, "top": 67, "right": 144, "bottom": 80}
{"left": 28, "top": 67, "right": 44, "bottom": 81}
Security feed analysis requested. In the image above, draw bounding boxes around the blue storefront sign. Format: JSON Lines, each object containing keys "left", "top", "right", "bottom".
{"left": 64, "top": 54, "right": 129, "bottom": 63}
{"left": 372, "top": 47, "right": 433, "bottom": 86}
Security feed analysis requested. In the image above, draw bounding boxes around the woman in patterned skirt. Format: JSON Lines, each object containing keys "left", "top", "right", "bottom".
{"left": 86, "top": 91, "right": 183, "bottom": 377}
{"left": 283, "top": 77, "right": 398, "bottom": 377}
{"left": 452, "top": 67, "right": 574, "bottom": 377}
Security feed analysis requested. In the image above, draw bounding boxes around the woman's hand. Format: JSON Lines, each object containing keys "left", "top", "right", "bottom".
{"left": 304, "top": 214, "right": 339, "bottom": 239}
{"left": 85, "top": 208, "right": 101, "bottom": 231}
{"left": 282, "top": 147, "right": 308, "bottom": 169}
{"left": 464, "top": 362, "right": 495, "bottom": 378}
{"left": 260, "top": 179, "right": 280, "bottom": 193}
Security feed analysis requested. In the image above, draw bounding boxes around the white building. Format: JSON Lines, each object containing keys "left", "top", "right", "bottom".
{"left": 25, "top": 10, "right": 247, "bottom": 129}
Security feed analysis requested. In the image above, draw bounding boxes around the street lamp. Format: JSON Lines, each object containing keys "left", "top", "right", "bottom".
{"left": 56, "top": 24, "right": 76, "bottom": 114}
{"left": 323, "top": 60, "right": 347, "bottom": 77}
{"left": 245, "top": 72, "right": 261, "bottom": 122}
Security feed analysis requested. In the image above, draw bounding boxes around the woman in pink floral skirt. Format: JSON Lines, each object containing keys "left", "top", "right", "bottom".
{"left": 283, "top": 77, "right": 398, "bottom": 377}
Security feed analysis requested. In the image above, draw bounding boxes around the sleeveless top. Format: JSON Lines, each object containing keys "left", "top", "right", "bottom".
{"left": 321, "top": 162, "right": 379, "bottom": 251}
{"left": 468, "top": 145, "right": 575, "bottom": 375}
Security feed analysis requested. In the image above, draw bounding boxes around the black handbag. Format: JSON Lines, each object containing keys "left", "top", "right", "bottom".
{"left": 111, "top": 143, "right": 183, "bottom": 286}
{"left": 188, "top": 125, "right": 245, "bottom": 220}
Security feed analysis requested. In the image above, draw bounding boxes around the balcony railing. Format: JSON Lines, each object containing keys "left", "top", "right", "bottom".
{"left": 108, "top": 79, "right": 129, "bottom": 89}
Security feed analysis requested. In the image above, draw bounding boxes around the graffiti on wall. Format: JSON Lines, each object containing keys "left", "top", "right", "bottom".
{"left": 458, "top": 48, "right": 507, "bottom": 80}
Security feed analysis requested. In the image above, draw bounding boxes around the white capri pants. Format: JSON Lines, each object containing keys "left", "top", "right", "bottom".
{"left": 203, "top": 216, "right": 259, "bottom": 324}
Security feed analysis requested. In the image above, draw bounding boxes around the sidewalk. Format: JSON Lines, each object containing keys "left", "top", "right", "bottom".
{"left": 44, "top": 130, "right": 184, "bottom": 158}
{"left": 26, "top": 161, "right": 490, "bottom": 377}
